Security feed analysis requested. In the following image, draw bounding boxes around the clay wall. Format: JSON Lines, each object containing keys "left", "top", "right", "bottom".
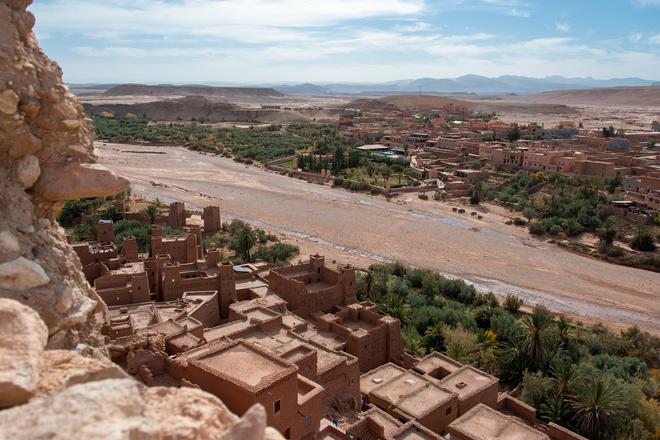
{"left": 497, "top": 394, "right": 537, "bottom": 426}
{"left": 96, "top": 220, "right": 115, "bottom": 243}
{"left": 151, "top": 234, "right": 198, "bottom": 264}
{"left": 161, "top": 268, "right": 217, "bottom": 301}
{"left": 186, "top": 291, "right": 220, "bottom": 327}
{"left": 291, "top": 376, "right": 323, "bottom": 440}
{"left": 183, "top": 361, "right": 257, "bottom": 415}
{"left": 403, "top": 399, "right": 457, "bottom": 435}
{"left": 548, "top": 423, "right": 589, "bottom": 440}
{"left": 457, "top": 380, "right": 498, "bottom": 416}
{"left": 202, "top": 206, "right": 221, "bottom": 234}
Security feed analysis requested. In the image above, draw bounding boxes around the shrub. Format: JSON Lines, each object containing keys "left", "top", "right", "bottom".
{"left": 470, "top": 211, "right": 477, "bottom": 216}
{"left": 470, "top": 192, "right": 480, "bottom": 205}
{"left": 503, "top": 294, "right": 524, "bottom": 313}
{"left": 452, "top": 207, "right": 458, "bottom": 212}
{"left": 418, "top": 194, "right": 428, "bottom": 200}
{"left": 253, "top": 243, "right": 299, "bottom": 264}
{"left": 57, "top": 197, "right": 105, "bottom": 227}
{"left": 528, "top": 220, "right": 546, "bottom": 236}
{"left": 458, "top": 208, "right": 466, "bottom": 214}
{"left": 548, "top": 224, "right": 562, "bottom": 235}
{"left": 631, "top": 228, "right": 656, "bottom": 252}
{"left": 513, "top": 217, "right": 527, "bottom": 226}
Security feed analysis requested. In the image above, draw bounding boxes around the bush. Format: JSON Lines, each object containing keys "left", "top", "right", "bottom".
{"left": 100, "top": 205, "right": 122, "bottom": 223}
{"left": 457, "top": 208, "right": 466, "bottom": 214}
{"left": 503, "top": 294, "right": 524, "bottom": 313}
{"left": 57, "top": 197, "right": 105, "bottom": 227}
{"left": 418, "top": 194, "right": 428, "bottom": 200}
{"left": 631, "top": 228, "right": 656, "bottom": 252}
{"left": 113, "top": 219, "right": 151, "bottom": 252}
{"left": 548, "top": 224, "right": 562, "bottom": 235}
{"left": 470, "top": 192, "right": 480, "bottom": 205}
{"left": 528, "top": 220, "right": 546, "bottom": 235}
{"left": 513, "top": 217, "right": 527, "bottom": 226}
{"left": 253, "top": 243, "right": 299, "bottom": 264}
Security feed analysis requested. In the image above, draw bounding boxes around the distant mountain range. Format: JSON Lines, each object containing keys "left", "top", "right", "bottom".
{"left": 270, "top": 75, "right": 659, "bottom": 96}
{"left": 68, "top": 76, "right": 660, "bottom": 97}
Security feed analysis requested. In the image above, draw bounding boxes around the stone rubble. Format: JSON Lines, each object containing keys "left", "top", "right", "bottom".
{"left": 0, "top": 298, "right": 48, "bottom": 408}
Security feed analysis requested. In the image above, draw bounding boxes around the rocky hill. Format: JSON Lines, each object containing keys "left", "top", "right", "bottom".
{"left": 84, "top": 95, "right": 315, "bottom": 123}
{"left": 104, "top": 84, "right": 284, "bottom": 99}
{"left": 345, "top": 94, "right": 473, "bottom": 112}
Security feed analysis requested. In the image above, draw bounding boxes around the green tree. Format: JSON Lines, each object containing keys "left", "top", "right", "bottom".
{"left": 229, "top": 223, "right": 257, "bottom": 262}
{"left": 141, "top": 202, "right": 160, "bottom": 224}
{"left": 631, "top": 228, "right": 656, "bottom": 252}
{"left": 503, "top": 294, "right": 523, "bottom": 313}
{"left": 518, "top": 305, "right": 556, "bottom": 370}
{"left": 570, "top": 376, "right": 626, "bottom": 439}
{"left": 507, "top": 126, "right": 521, "bottom": 142}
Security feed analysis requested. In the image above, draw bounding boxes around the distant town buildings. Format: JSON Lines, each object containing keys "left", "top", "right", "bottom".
{"left": 336, "top": 103, "right": 658, "bottom": 220}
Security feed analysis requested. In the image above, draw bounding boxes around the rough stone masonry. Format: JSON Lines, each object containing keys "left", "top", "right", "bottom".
{"left": 0, "top": 1, "right": 283, "bottom": 438}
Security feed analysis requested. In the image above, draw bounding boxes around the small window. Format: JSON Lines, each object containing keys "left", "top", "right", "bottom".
{"left": 304, "top": 416, "right": 312, "bottom": 428}
{"left": 446, "top": 407, "right": 452, "bottom": 416}
{"left": 274, "top": 400, "right": 281, "bottom": 414}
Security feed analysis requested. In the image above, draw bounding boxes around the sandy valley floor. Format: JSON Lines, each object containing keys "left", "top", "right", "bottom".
{"left": 99, "top": 142, "right": 660, "bottom": 333}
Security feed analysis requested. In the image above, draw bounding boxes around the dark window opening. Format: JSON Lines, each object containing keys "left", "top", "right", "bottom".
{"left": 274, "top": 400, "right": 281, "bottom": 414}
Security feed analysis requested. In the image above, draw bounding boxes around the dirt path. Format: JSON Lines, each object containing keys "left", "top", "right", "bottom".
{"left": 99, "top": 142, "right": 660, "bottom": 333}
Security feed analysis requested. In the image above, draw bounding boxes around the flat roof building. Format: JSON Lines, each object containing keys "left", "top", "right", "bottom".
{"left": 447, "top": 403, "right": 550, "bottom": 440}
{"left": 366, "top": 367, "right": 458, "bottom": 435}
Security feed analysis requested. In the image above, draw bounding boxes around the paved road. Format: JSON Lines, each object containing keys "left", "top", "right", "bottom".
{"left": 99, "top": 142, "right": 660, "bottom": 333}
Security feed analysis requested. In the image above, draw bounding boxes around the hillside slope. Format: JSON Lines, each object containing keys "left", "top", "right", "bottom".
{"left": 84, "top": 95, "right": 316, "bottom": 123}
{"left": 525, "top": 86, "right": 660, "bottom": 106}
{"left": 344, "top": 94, "right": 473, "bottom": 112}
{"left": 103, "top": 84, "right": 284, "bottom": 99}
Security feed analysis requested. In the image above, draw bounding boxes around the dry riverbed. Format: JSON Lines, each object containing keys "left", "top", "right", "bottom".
{"left": 99, "top": 142, "right": 660, "bottom": 333}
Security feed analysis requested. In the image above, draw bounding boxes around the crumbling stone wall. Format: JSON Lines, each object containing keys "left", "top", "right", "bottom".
{"left": 0, "top": 2, "right": 284, "bottom": 438}
{"left": 0, "top": 0, "right": 128, "bottom": 353}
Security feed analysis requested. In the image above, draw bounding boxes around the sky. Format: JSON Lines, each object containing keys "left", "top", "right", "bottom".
{"left": 31, "top": 0, "right": 660, "bottom": 84}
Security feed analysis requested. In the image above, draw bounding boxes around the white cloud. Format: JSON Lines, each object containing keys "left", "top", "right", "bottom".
{"left": 633, "top": 0, "right": 660, "bottom": 6}
{"left": 394, "top": 21, "right": 433, "bottom": 32}
{"left": 28, "top": 0, "right": 660, "bottom": 83}
{"left": 33, "top": 0, "right": 425, "bottom": 41}
{"left": 508, "top": 8, "right": 530, "bottom": 17}
{"left": 629, "top": 32, "right": 643, "bottom": 42}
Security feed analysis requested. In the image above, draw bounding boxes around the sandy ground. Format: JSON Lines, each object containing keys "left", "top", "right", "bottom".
{"left": 99, "top": 142, "right": 660, "bottom": 333}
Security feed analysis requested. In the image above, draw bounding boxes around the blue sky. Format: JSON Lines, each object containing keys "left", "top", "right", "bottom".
{"left": 31, "top": 0, "right": 660, "bottom": 83}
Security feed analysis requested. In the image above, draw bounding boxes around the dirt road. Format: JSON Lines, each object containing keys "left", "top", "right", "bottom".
{"left": 99, "top": 142, "right": 660, "bottom": 333}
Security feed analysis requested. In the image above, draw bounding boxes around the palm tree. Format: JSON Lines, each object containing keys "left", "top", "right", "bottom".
{"left": 570, "top": 376, "right": 626, "bottom": 439}
{"left": 540, "top": 394, "right": 570, "bottom": 424}
{"left": 141, "top": 202, "right": 159, "bottom": 224}
{"left": 360, "top": 271, "right": 374, "bottom": 301}
{"left": 550, "top": 358, "right": 577, "bottom": 396}
{"left": 402, "top": 326, "right": 426, "bottom": 357}
{"left": 518, "top": 306, "right": 556, "bottom": 370}
{"left": 556, "top": 316, "right": 574, "bottom": 348}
